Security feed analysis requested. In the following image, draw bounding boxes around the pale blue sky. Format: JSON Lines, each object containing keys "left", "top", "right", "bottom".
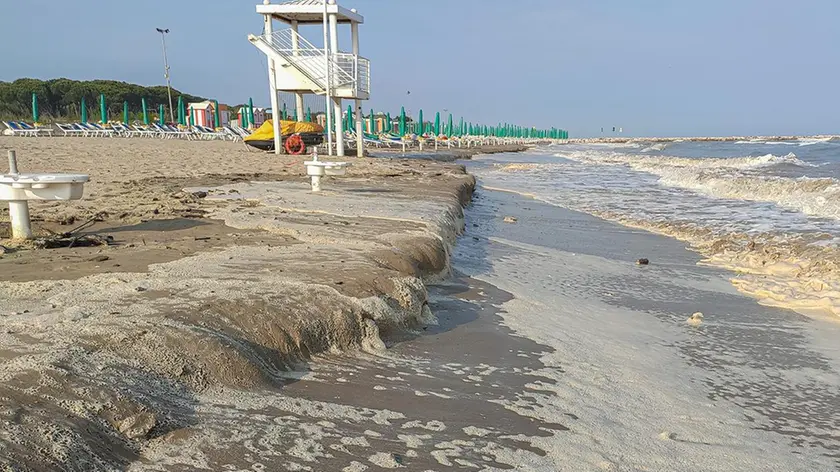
{"left": 2, "top": 0, "right": 838, "bottom": 137}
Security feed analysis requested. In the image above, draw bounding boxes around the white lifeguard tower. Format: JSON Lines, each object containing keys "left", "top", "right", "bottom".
{"left": 249, "top": 0, "right": 370, "bottom": 157}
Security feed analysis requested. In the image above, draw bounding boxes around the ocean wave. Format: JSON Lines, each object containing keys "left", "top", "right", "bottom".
{"left": 735, "top": 140, "right": 797, "bottom": 146}
{"left": 494, "top": 163, "right": 542, "bottom": 172}
{"left": 561, "top": 150, "right": 814, "bottom": 171}
{"left": 797, "top": 137, "right": 834, "bottom": 146}
{"left": 653, "top": 171, "right": 840, "bottom": 220}
{"left": 640, "top": 143, "right": 668, "bottom": 152}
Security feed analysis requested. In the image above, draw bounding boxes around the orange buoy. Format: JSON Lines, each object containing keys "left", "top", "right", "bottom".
{"left": 284, "top": 134, "right": 305, "bottom": 155}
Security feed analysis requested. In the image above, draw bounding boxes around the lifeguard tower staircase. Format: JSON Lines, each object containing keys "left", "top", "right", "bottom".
{"left": 249, "top": 0, "right": 370, "bottom": 156}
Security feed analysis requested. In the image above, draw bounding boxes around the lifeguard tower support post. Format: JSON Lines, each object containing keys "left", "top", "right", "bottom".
{"left": 249, "top": 0, "right": 370, "bottom": 157}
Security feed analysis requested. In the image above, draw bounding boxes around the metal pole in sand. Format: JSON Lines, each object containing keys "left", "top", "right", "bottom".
{"left": 156, "top": 28, "right": 176, "bottom": 123}
{"left": 351, "top": 19, "right": 363, "bottom": 157}
{"left": 323, "top": 0, "right": 333, "bottom": 156}
{"left": 328, "top": 1, "right": 344, "bottom": 157}
{"left": 7, "top": 150, "right": 32, "bottom": 240}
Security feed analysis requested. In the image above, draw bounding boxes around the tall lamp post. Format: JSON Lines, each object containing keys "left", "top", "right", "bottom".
{"left": 156, "top": 28, "right": 175, "bottom": 123}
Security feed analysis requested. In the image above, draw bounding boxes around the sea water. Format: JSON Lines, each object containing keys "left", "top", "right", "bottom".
{"left": 471, "top": 139, "right": 840, "bottom": 316}
{"left": 451, "top": 142, "right": 840, "bottom": 470}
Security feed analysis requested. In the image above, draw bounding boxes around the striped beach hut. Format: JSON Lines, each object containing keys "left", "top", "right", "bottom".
{"left": 187, "top": 101, "right": 215, "bottom": 127}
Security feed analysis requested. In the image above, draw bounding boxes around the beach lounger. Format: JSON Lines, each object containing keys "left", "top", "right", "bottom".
{"left": 162, "top": 124, "right": 193, "bottom": 140}
{"left": 110, "top": 123, "right": 132, "bottom": 137}
{"left": 192, "top": 125, "right": 226, "bottom": 140}
{"left": 75, "top": 123, "right": 101, "bottom": 137}
{"left": 3, "top": 121, "right": 48, "bottom": 137}
{"left": 222, "top": 126, "right": 243, "bottom": 142}
{"left": 88, "top": 123, "right": 115, "bottom": 138}
{"left": 130, "top": 124, "right": 155, "bottom": 138}
{"left": 152, "top": 123, "right": 174, "bottom": 139}
{"left": 3, "top": 121, "right": 30, "bottom": 136}
{"left": 231, "top": 124, "right": 252, "bottom": 138}
{"left": 16, "top": 121, "right": 53, "bottom": 137}
{"left": 57, "top": 123, "right": 85, "bottom": 137}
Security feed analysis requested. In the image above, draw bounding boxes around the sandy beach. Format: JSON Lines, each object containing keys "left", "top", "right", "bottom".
{"left": 0, "top": 137, "right": 506, "bottom": 469}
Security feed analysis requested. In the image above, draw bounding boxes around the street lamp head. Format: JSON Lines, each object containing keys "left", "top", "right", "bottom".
{"left": 156, "top": 28, "right": 169, "bottom": 34}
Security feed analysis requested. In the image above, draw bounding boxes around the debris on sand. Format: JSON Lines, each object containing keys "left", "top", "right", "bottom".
{"left": 32, "top": 234, "right": 112, "bottom": 249}
{"left": 636, "top": 258, "right": 650, "bottom": 265}
{"left": 687, "top": 312, "right": 704, "bottom": 326}
{"left": 503, "top": 216, "right": 517, "bottom": 224}
{"left": 117, "top": 411, "right": 157, "bottom": 440}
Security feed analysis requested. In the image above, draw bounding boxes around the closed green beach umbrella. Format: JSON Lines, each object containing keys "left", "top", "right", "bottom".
{"left": 400, "top": 107, "right": 407, "bottom": 136}
{"left": 123, "top": 101, "right": 129, "bottom": 124}
{"left": 307, "top": 106, "right": 312, "bottom": 123}
{"left": 189, "top": 107, "right": 195, "bottom": 126}
{"left": 177, "top": 96, "right": 184, "bottom": 125}
{"left": 369, "top": 109, "right": 374, "bottom": 133}
{"left": 345, "top": 104, "right": 352, "bottom": 130}
{"left": 418, "top": 109, "right": 424, "bottom": 135}
{"left": 141, "top": 98, "right": 149, "bottom": 125}
{"left": 248, "top": 98, "right": 255, "bottom": 128}
{"left": 386, "top": 112, "right": 392, "bottom": 134}
{"left": 434, "top": 112, "right": 440, "bottom": 136}
{"left": 32, "top": 93, "right": 38, "bottom": 123}
{"left": 159, "top": 104, "right": 165, "bottom": 125}
{"left": 447, "top": 114, "right": 453, "bottom": 137}
{"left": 214, "top": 100, "right": 220, "bottom": 128}
{"left": 81, "top": 97, "right": 88, "bottom": 123}
{"left": 99, "top": 94, "right": 107, "bottom": 123}
{"left": 282, "top": 102, "right": 287, "bottom": 120}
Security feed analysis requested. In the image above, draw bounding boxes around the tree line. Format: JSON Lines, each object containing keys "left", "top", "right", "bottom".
{"left": 0, "top": 78, "right": 208, "bottom": 121}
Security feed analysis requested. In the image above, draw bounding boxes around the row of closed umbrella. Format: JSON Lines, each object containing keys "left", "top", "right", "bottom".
{"left": 31, "top": 92, "right": 569, "bottom": 138}
{"left": 30, "top": 92, "right": 231, "bottom": 129}
{"left": 336, "top": 106, "right": 569, "bottom": 139}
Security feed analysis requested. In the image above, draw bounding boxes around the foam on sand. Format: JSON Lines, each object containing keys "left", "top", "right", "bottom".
{"left": 597, "top": 212, "right": 840, "bottom": 316}
{"left": 456, "top": 235, "right": 828, "bottom": 470}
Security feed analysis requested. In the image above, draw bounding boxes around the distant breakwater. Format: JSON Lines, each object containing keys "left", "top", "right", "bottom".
{"left": 568, "top": 135, "right": 839, "bottom": 144}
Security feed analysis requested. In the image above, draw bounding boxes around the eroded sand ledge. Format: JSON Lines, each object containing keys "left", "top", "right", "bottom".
{"left": 0, "top": 138, "right": 488, "bottom": 468}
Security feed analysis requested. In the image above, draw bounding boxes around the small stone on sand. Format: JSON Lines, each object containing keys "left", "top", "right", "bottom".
{"left": 636, "top": 258, "right": 649, "bottom": 265}
{"left": 503, "top": 216, "right": 517, "bottom": 223}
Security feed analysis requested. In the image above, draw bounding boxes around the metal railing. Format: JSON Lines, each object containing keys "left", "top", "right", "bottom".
{"left": 257, "top": 29, "right": 370, "bottom": 95}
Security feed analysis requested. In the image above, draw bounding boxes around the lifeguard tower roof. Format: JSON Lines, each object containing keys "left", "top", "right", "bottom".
{"left": 256, "top": 0, "right": 363, "bottom": 24}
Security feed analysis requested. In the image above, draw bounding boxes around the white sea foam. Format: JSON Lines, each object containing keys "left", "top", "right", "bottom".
{"left": 653, "top": 172, "right": 840, "bottom": 220}
{"left": 452, "top": 233, "right": 832, "bottom": 470}
{"left": 735, "top": 140, "right": 797, "bottom": 146}
{"left": 556, "top": 151, "right": 837, "bottom": 220}
{"left": 477, "top": 146, "right": 840, "bottom": 318}
{"left": 559, "top": 150, "right": 813, "bottom": 170}
{"left": 641, "top": 143, "right": 669, "bottom": 152}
